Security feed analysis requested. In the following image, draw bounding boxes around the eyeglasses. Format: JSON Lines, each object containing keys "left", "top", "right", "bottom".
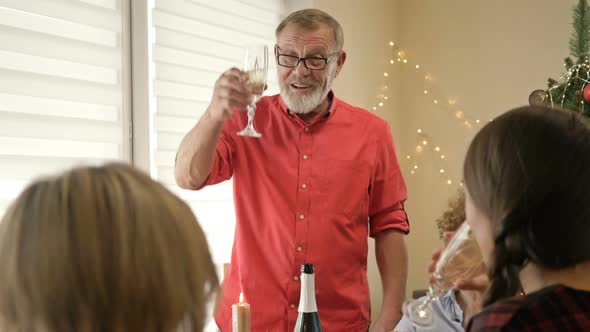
{"left": 275, "top": 47, "right": 339, "bottom": 70}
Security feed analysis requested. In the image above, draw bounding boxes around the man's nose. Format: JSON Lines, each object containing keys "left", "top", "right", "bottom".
{"left": 293, "top": 60, "right": 311, "bottom": 76}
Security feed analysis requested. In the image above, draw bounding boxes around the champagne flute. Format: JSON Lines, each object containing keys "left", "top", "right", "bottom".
{"left": 403, "top": 222, "right": 486, "bottom": 328}
{"left": 237, "top": 44, "right": 268, "bottom": 138}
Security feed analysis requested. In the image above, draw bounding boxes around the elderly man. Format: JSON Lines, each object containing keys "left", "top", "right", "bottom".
{"left": 175, "top": 8, "right": 409, "bottom": 332}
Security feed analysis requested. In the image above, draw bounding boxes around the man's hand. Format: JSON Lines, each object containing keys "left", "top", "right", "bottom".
{"left": 207, "top": 68, "right": 251, "bottom": 123}
{"left": 370, "top": 317, "right": 399, "bottom": 332}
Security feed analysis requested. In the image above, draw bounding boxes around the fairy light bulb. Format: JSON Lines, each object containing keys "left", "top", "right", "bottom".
{"left": 422, "top": 140, "right": 428, "bottom": 146}
{"left": 415, "top": 65, "right": 420, "bottom": 69}
{"left": 414, "top": 165, "right": 418, "bottom": 169}
{"left": 373, "top": 107, "right": 377, "bottom": 111}
{"left": 406, "top": 155, "right": 411, "bottom": 159}
{"left": 434, "top": 100, "right": 438, "bottom": 104}
{"left": 476, "top": 119, "right": 480, "bottom": 124}
{"left": 424, "top": 90, "right": 429, "bottom": 94}
{"left": 379, "top": 102, "right": 384, "bottom": 107}
{"left": 384, "top": 96, "right": 388, "bottom": 100}
{"left": 390, "top": 59, "right": 395, "bottom": 64}
{"left": 455, "top": 110, "right": 464, "bottom": 119}
{"left": 384, "top": 72, "right": 389, "bottom": 77}
{"left": 416, "top": 145, "right": 423, "bottom": 153}
{"left": 447, "top": 180, "right": 452, "bottom": 185}
{"left": 441, "top": 155, "right": 445, "bottom": 159}
{"left": 411, "top": 170, "right": 415, "bottom": 175}
{"left": 417, "top": 129, "right": 422, "bottom": 134}
{"left": 440, "top": 169, "right": 445, "bottom": 174}
{"left": 403, "top": 59, "right": 408, "bottom": 63}
{"left": 435, "top": 146, "right": 440, "bottom": 152}
{"left": 397, "top": 57, "right": 401, "bottom": 62}
{"left": 389, "top": 41, "right": 395, "bottom": 46}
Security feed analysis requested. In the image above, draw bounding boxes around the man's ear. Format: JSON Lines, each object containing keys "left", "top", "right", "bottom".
{"left": 335, "top": 50, "right": 347, "bottom": 77}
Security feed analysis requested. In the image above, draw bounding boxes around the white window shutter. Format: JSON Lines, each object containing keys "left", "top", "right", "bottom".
{"left": 0, "top": 0, "right": 131, "bottom": 217}
{"left": 149, "top": 0, "right": 284, "bottom": 264}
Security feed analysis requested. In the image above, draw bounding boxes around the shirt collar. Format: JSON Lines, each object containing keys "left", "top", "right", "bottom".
{"left": 438, "top": 290, "right": 464, "bottom": 323}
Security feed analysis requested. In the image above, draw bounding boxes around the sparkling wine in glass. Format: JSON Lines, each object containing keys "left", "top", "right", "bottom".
{"left": 403, "top": 222, "right": 486, "bottom": 328}
{"left": 237, "top": 44, "right": 268, "bottom": 138}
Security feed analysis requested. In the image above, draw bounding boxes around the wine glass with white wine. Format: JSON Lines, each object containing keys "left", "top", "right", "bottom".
{"left": 237, "top": 44, "right": 268, "bottom": 138}
{"left": 403, "top": 222, "right": 486, "bottom": 328}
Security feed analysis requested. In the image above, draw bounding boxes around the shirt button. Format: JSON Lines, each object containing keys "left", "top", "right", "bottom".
{"left": 290, "top": 304, "right": 296, "bottom": 309}
{"left": 296, "top": 246, "right": 303, "bottom": 252}
{"left": 293, "top": 275, "right": 299, "bottom": 281}
{"left": 304, "top": 127, "right": 310, "bottom": 132}
{"left": 303, "top": 154, "right": 309, "bottom": 160}
{"left": 301, "top": 183, "right": 308, "bottom": 189}
{"left": 299, "top": 214, "right": 305, "bottom": 220}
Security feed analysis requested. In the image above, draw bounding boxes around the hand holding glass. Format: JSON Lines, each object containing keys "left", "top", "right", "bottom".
{"left": 237, "top": 44, "right": 268, "bottom": 138}
{"left": 403, "top": 223, "right": 486, "bottom": 328}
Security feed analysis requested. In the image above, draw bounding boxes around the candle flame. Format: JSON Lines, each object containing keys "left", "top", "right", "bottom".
{"left": 239, "top": 292, "right": 244, "bottom": 303}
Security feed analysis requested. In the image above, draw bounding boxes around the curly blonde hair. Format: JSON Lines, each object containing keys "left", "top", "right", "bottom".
{"left": 435, "top": 189, "right": 466, "bottom": 238}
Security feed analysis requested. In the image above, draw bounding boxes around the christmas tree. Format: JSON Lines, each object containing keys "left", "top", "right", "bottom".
{"left": 530, "top": 0, "right": 590, "bottom": 118}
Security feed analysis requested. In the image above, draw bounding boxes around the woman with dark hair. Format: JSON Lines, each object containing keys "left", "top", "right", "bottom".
{"left": 463, "top": 106, "right": 590, "bottom": 331}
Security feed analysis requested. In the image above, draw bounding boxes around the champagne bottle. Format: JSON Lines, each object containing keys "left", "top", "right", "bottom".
{"left": 294, "top": 263, "right": 324, "bottom": 332}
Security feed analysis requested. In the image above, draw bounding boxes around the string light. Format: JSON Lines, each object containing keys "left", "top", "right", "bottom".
{"left": 546, "top": 63, "right": 590, "bottom": 111}
{"left": 382, "top": 41, "right": 487, "bottom": 186}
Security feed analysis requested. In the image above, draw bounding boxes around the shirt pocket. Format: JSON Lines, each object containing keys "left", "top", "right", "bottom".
{"left": 316, "top": 159, "right": 371, "bottom": 218}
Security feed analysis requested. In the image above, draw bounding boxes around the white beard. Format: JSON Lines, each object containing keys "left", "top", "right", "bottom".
{"left": 279, "top": 64, "right": 336, "bottom": 114}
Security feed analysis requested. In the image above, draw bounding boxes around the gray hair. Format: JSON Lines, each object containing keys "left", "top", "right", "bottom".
{"left": 275, "top": 8, "right": 344, "bottom": 51}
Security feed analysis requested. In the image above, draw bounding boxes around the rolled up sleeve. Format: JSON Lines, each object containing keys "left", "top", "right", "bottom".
{"left": 369, "top": 122, "right": 409, "bottom": 237}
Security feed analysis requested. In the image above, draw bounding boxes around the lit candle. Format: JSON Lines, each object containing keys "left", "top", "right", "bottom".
{"left": 232, "top": 292, "right": 251, "bottom": 332}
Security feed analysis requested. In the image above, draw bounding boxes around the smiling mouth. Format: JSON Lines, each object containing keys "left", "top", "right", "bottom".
{"left": 290, "top": 83, "right": 313, "bottom": 90}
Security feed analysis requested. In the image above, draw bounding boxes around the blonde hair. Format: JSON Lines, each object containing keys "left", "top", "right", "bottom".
{"left": 435, "top": 189, "right": 466, "bottom": 238}
{"left": 276, "top": 8, "right": 344, "bottom": 51}
{"left": 0, "top": 163, "right": 218, "bottom": 332}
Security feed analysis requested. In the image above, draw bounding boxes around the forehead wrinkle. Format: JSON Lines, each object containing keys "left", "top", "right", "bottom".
{"left": 277, "top": 29, "right": 334, "bottom": 55}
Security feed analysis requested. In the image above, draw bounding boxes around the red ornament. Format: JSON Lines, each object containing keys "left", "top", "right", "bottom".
{"left": 584, "top": 84, "right": 590, "bottom": 102}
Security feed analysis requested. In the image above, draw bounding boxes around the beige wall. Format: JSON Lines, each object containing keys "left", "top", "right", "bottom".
{"left": 312, "top": 0, "right": 574, "bottom": 324}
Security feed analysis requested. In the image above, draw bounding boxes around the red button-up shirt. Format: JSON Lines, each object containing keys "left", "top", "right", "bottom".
{"left": 205, "top": 93, "right": 409, "bottom": 332}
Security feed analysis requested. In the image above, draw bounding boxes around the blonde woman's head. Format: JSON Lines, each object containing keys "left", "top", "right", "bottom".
{"left": 0, "top": 163, "right": 218, "bottom": 332}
